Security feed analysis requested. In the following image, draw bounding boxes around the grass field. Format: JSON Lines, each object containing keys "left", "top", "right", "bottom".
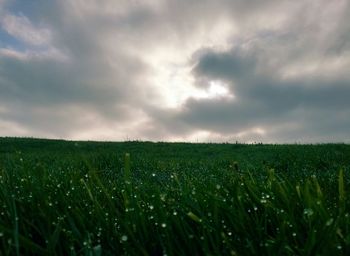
{"left": 0, "top": 138, "right": 350, "bottom": 255}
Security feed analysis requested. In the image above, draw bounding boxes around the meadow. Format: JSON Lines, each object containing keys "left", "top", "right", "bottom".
{"left": 0, "top": 137, "right": 350, "bottom": 255}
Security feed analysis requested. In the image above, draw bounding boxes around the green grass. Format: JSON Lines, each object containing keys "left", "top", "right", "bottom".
{"left": 0, "top": 137, "right": 350, "bottom": 255}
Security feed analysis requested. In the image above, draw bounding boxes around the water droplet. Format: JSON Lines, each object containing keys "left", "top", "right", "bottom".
{"left": 303, "top": 208, "right": 314, "bottom": 217}
{"left": 121, "top": 235, "right": 128, "bottom": 242}
{"left": 326, "top": 218, "right": 334, "bottom": 226}
{"left": 161, "top": 223, "right": 167, "bottom": 228}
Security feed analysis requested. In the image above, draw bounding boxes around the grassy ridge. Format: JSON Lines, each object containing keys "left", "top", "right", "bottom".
{"left": 0, "top": 138, "right": 350, "bottom": 255}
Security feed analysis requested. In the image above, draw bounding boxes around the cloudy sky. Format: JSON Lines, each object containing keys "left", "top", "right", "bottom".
{"left": 0, "top": 0, "right": 349, "bottom": 143}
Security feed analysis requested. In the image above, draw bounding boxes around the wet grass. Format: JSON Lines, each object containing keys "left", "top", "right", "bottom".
{"left": 0, "top": 138, "right": 350, "bottom": 255}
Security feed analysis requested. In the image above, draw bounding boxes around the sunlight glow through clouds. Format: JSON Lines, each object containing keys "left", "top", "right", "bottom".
{"left": 193, "top": 80, "right": 234, "bottom": 100}
{"left": 144, "top": 17, "right": 236, "bottom": 108}
{"left": 147, "top": 61, "right": 234, "bottom": 108}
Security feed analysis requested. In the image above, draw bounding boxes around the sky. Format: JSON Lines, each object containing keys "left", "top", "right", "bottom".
{"left": 0, "top": 0, "right": 350, "bottom": 143}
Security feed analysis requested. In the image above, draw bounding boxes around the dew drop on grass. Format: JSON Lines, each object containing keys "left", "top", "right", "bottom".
{"left": 303, "top": 208, "right": 314, "bottom": 217}
{"left": 326, "top": 218, "right": 334, "bottom": 226}
{"left": 292, "top": 233, "right": 296, "bottom": 237}
{"left": 121, "top": 235, "right": 128, "bottom": 242}
{"left": 161, "top": 223, "right": 167, "bottom": 228}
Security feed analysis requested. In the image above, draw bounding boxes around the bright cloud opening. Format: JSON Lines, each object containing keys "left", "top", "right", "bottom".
{"left": 192, "top": 80, "right": 235, "bottom": 100}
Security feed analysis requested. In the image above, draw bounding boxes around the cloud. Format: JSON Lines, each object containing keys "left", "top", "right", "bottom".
{"left": 143, "top": 0, "right": 350, "bottom": 142}
{"left": 1, "top": 13, "right": 52, "bottom": 46}
{"left": 0, "top": 0, "right": 350, "bottom": 142}
{"left": 0, "top": 0, "right": 153, "bottom": 139}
